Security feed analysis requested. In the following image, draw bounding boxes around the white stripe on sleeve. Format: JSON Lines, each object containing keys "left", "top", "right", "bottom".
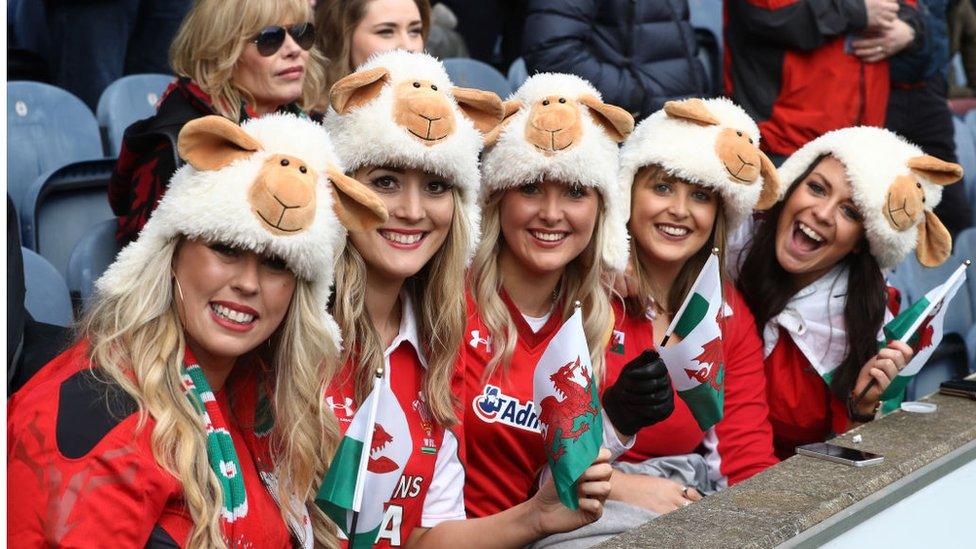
{"left": 420, "top": 429, "right": 467, "bottom": 527}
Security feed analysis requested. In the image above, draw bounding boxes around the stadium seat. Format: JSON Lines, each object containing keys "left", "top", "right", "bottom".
{"left": 443, "top": 58, "right": 512, "bottom": 98}
{"left": 19, "top": 158, "right": 117, "bottom": 276}
{"left": 952, "top": 117, "right": 976, "bottom": 226}
{"left": 905, "top": 338, "right": 968, "bottom": 400}
{"left": 508, "top": 58, "right": 529, "bottom": 92}
{"left": 966, "top": 325, "right": 976, "bottom": 373}
{"left": 97, "top": 74, "right": 174, "bottom": 155}
{"left": 694, "top": 28, "right": 721, "bottom": 97}
{"left": 66, "top": 219, "right": 122, "bottom": 312}
{"left": 952, "top": 227, "right": 976, "bottom": 321}
{"left": 21, "top": 247, "right": 73, "bottom": 327}
{"left": 7, "top": 82, "right": 103, "bottom": 211}
{"left": 688, "top": 0, "right": 724, "bottom": 53}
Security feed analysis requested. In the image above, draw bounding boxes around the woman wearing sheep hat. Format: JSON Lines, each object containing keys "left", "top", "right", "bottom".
{"left": 322, "top": 51, "right": 614, "bottom": 547}
{"left": 461, "top": 72, "right": 678, "bottom": 522}
{"left": 736, "top": 126, "right": 963, "bottom": 459}
{"left": 8, "top": 113, "right": 389, "bottom": 547}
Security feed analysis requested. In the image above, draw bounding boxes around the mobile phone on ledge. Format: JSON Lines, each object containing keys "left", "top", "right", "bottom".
{"left": 796, "top": 443, "right": 884, "bottom": 467}
{"left": 939, "top": 379, "right": 976, "bottom": 400}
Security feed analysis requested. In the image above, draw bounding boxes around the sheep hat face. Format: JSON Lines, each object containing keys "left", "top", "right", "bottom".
{"left": 480, "top": 73, "right": 636, "bottom": 271}
{"left": 777, "top": 126, "right": 962, "bottom": 269}
{"left": 324, "top": 50, "right": 504, "bottom": 263}
{"left": 619, "top": 98, "right": 781, "bottom": 231}
{"left": 96, "top": 114, "right": 389, "bottom": 347}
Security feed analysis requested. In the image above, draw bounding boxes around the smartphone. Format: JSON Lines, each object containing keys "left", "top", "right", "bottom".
{"left": 939, "top": 379, "right": 976, "bottom": 400}
{"left": 796, "top": 443, "right": 884, "bottom": 467}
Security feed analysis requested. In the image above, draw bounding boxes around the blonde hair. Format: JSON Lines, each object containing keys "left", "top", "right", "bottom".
{"left": 315, "top": 0, "right": 432, "bottom": 98}
{"left": 170, "top": 0, "right": 328, "bottom": 120}
{"left": 470, "top": 190, "right": 613, "bottom": 382}
{"left": 79, "top": 238, "right": 340, "bottom": 548}
{"left": 624, "top": 164, "right": 728, "bottom": 319}
{"left": 332, "top": 186, "right": 467, "bottom": 428}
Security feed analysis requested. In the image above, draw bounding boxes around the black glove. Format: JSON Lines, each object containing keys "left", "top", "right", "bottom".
{"left": 602, "top": 349, "right": 674, "bottom": 437}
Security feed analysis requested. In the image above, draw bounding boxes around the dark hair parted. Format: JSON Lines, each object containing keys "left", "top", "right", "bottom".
{"left": 736, "top": 155, "right": 887, "bottom": 402}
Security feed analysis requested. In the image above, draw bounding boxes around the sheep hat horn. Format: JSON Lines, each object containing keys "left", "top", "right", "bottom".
{"left": 324, "top": 49, "right": 504, "bottom": 264}
{"left": 618, "top": 97, "right": 781, "bottom": 230}
{"left": 777, "top": 126, "right": 962, "bottom": 269}
{"left": 97, "top": 113, "right": 389, "bottom": 348}
{"left": 480, "top": 73, "right": 636, "bottom": 272}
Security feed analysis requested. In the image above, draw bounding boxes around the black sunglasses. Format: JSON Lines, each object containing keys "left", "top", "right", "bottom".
{"left": 252, "top": 22, "right": 316, "bottom": 57}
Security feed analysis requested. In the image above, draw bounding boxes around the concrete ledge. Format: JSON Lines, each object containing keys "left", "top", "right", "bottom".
{"left": 598, "top": 391, "right": 976, "bottom": 549}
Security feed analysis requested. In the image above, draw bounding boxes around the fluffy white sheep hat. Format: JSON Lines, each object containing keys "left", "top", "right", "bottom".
{"left": 97, "top": 113, "right": 388, "bottom": 348}
{"left": 618, "top": 97, "right": 781, "bottom": 230}
{"left": 777, "top": 126, "right": 962, "bottom": 269}
{"left": 480, "top": 73, "right": 635, "bottom": 271}
{"left": 324, "top": 50, "right": 504, "bottom": 263}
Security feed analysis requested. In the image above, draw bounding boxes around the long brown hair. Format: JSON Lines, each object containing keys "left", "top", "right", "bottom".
{"left": 315, "top": 0, "right": 431, "bottom": 98}
{"left": 624, "top": 164, "right": 728, "bottom": 319}
{"left": 736, "top": 156, "right": 887, "bottom": 401}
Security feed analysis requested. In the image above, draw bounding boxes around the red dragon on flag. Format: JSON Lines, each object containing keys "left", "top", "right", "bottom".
{"left": 538, "top": 357, "right": 598, "bottom": 462}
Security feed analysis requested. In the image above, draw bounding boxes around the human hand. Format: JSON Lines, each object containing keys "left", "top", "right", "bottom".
{"left": 852, "top": 19, "right": 915, "bottom": 62}
{"left": 864, "top": 0, "right": 899, "bottom": 30}
{"left": 609, "top": 471, "right": 702, "bottom": 514}
{"left": 532, "top": 449, "right": 613, "bottom": 535}
{"left": 852, "top": 340, "right": 913, "bottom": 414}
{"left": 602, "top": 349, "right": 674, "bottom": 437}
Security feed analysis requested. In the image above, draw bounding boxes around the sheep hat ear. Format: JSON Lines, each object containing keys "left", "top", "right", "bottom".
{"left": 778, "top": 126, "right": 962, "bottom": 269}
{"left": 97, "top": 114, "right": 381, "bottom": 353}
{"left": 618, "top": 97, "right": 778, "bottom": 231}
{"left": 479, "top": 72, "right": 635, "bottom": 272}
{"left": 324, "top": 50, "right": 489, "bottom": 264}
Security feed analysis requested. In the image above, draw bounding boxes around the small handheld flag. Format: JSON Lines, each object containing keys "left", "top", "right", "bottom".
{"left": 657, "top": 250, "right": 726, "bottom": 430}
{"left": 533, "top": 303, "right": 603, "bottom": 509}
{"left": 317, "top": 369, "right": 412, "bottom": 548}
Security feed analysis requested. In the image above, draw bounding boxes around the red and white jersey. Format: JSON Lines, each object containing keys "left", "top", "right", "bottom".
{"left": 605, "top": 285, "right": 778, "bottom": 487}
{"left": 326, "top": 296, "right": 465, "bottom": 547}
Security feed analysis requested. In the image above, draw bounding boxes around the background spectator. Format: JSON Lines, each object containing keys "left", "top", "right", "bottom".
{"left": 948, "top": 0, "right": 976, "bottom": 97}
{"left": 725, "top": 0, "right": 922, "bottom": 162}
{"left": 108, "top": 0, "right": 327, "bottom": 246}
{"left": 426, "top": 2, "right": 471, "bottom": 59}
{"left": 440, "top": 0, "right": 526, "bottom": 70}
{"left": 521, "top": 0, "right": 708, "bottom": 121}
{"left": 46, "top": 0, "right": 192, "bottom": 110}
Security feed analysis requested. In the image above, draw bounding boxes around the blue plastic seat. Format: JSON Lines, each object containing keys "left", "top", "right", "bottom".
{"left": 443, "top": 58, "right": 512, "bottom": 98}
{"left": 96, "top": 74, "right": 174, "bottom": 155}
{"left": 952, "top": 117, "right": 976, "bottom": 226}
{"left": 966, "top": 325, "right": 976, "bottom": 373}
{"left": 66, "top": 218, "right": 122, "bottom": 311}
{"left": 508, "top": 58, "right": 529, "bottom": 92}
{"left": 21, "top": 247, "right": 73, "bottom": 327}
{"left": 689, "top": 0, "right": 724, "bottom": 53}
{"left": 19, "top": 158, "right": 117, "bottom": 276}
{"left": 7, "top": 82, "right": 103, "bottom": 210}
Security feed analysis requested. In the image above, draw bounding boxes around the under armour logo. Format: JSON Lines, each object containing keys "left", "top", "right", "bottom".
{"left": 469, "top": 330, "right": 492, "bottom": 353}
{"left": 326, "top": 396, "right": 354, "bottom": 419}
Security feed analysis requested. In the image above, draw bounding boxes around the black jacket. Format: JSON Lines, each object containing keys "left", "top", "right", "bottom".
{"left": 521, "top": 0, "right": 707, "bottom": 120}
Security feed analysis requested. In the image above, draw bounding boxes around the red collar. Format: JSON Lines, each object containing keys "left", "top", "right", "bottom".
{"left": 499, "top": 289, "right": 564, "bottom": 350}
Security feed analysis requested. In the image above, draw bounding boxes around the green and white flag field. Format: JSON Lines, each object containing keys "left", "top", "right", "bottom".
{"left": 879, "top": 261, "right": 969, "bottom": 402}
{"left": 316, "top": 373, "right": 411, "bottom": 548}
{"left": 533, "top": 305, "right": 603, "bottom": 509}
{"left": 658, "top": 251, "right": 725, "bottom": 430}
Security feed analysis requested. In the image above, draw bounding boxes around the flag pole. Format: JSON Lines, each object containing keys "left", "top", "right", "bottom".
{"left": 659, "top": 248, "right": 719, "bottom": 348}
{"left": 853, "top": 260, "right": 971, "bottom": 407}
{"left": 348, "top": 367, "right": 385, "bottom": 549}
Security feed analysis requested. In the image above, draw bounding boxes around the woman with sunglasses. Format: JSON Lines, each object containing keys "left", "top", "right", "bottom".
{"left": 109, "top": 0, "right": 325, "bottom": 246}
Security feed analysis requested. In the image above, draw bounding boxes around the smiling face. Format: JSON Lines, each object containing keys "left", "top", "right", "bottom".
{"left": 173, "top": 239, "right": 296, "bottom": 369}
{"left": 233, "top": 20, "right": 310, "bottom": 115}
{"left": 347, "top": 165, "right": 455, "bottom": 284}
{"left": 628, "top": 166, "right": 718, "bottom": 270}
{"left": 775, "top": 155, "right": 866, "bottom": 288}
{"left": 497, "top": 179, "right": 600, "bottom": 276}
{"left": 350, "top": 0, "right": 424, "bottom": 68}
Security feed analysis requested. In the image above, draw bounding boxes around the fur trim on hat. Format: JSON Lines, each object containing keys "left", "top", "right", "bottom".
{"left": 97, "top": 113, "right": 390, "bottom": 350}
{"left": 618, "top": 98, "right": 781, "bottom": 230}
{"left": 777, "top": 126, "right": 961, "bottom": 269}
{"left": 324, "top": 50, "right": 502, "bottom": 263}
{"left": 480, "top": 73, "right": 635, "bottom": 271}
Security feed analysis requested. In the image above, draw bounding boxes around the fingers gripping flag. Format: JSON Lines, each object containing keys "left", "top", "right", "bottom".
{"left": 533, "top": 306, "right": 603, "bottom": 509}
{"left": 658, "top": 252, "right": 725, "bottom": 430}
{"left": 879, "top": 262, "right": 969, "bottom": 404}
{"left": 317, "top": 374, "right": 412, "bottom": 548}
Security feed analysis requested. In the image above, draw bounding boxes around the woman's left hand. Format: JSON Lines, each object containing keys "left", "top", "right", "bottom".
{"left": 532, "top": 449, "right": 613, "bottom": 536}
{"left": 851, "top": 19, "right": 915, "bottom": 63}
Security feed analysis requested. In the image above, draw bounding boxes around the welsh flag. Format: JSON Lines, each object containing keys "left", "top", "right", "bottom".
{"left": 533, "top": 306, "right": 603, "bottom": 509}
{"left": 879, "top": 262, "right": 968, "bottom": 405}
{"left": 657, "top": 252, "right": 725, "bottom": 430}
{"left": 316, "top": 375, "right": 411, "bottom": 548}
